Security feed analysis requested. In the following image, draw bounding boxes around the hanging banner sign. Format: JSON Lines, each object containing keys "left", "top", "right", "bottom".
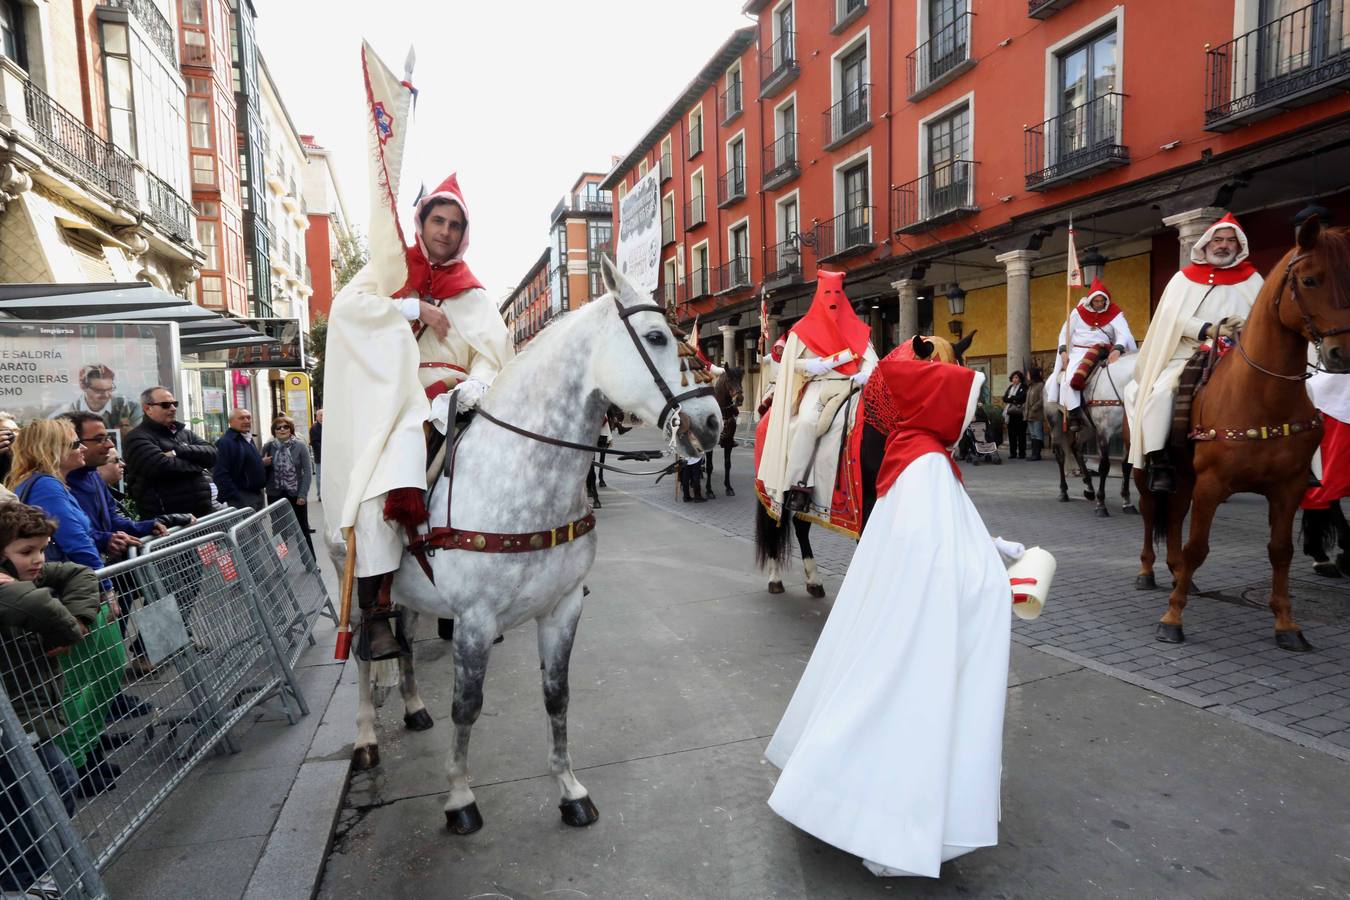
{"left": 227, "top": 318, "right": 306, "bottom": 369}
{"left": 615, "top": 168, "right": 662, "bottom": 294}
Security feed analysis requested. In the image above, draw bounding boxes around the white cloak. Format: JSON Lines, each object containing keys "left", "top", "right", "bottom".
{"left": 1046, "top": 304, "right": 1137, "bottom": 410}
{"left": 766, "top": 372, "right": 1012, "bottom": 878}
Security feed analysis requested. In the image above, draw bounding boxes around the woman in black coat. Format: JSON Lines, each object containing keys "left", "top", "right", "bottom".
{"left": 1003, "top": 371, "right": 1029, "bottom": 460}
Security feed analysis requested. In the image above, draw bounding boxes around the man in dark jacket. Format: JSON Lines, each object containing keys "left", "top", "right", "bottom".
{"left": 214, "top": 408, "right": 266, "bottom": 510}
{"left": 123, "top": 387, "right": 217, "bottom": 518}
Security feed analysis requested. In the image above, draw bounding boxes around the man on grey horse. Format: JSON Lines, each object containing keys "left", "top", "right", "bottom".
{"left": 1047, "top": 277, "right": 1136, "bottom": 432}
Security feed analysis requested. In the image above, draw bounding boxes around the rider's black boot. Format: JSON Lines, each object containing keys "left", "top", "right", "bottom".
{"left": 1067, "top": 408, "right": 1086, "bottom": 432}
{"left": 357, "top": 575, "right": 403, "bottom": 661}
{"left": 1145, "top": 451, "right": 1176, "bottom": 494}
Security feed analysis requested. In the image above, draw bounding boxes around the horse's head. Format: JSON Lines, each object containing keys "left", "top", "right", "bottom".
{"left": 717, "top": 365, "right": 745, "bottom": 408}
{"left": 593, "top": 257, "right": 721, "bottom": 455}
{"left": 1282, "top": 216, "right": 1350, "bottom": 373}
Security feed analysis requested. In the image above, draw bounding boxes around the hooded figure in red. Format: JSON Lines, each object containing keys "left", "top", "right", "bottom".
{"left": 399, "top": 173, "right": 484, "bottom": 302}
{"left": 1046, "top": 275, "right": 1137, "bottom": 426}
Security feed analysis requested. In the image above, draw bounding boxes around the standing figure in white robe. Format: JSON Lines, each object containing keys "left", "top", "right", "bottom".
{"left": 1124, "top": 213, "right": 1263, "bottom": 491}
{"left": 1045, "top": 276, "right": 1136, "bottom": 430}
{"left": 766, "top": 358, "right": 1020, "bottom": 878}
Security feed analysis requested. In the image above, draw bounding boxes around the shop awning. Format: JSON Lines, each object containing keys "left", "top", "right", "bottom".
{"left": 0, "top": 282, "right": 277, "bottom": 353}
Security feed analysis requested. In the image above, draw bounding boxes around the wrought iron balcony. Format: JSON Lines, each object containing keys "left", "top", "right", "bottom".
{"left": 907, "top": 11, "right": 975, "bottom": 100}
{"left": 685, "top": 195, "right": 706, "bottom": 230}
{"left": 1204, "top": 0, "right": 1350, "bottom": 131}
{"left": 688, "top": 122, "right": 704, "bottom": 158}
{"left": 146, "top": 172, "right": 194, "bottom": 244}
{"left": 762, "top": 132, "right": 799, "bottom": 190}
{"left": 22, "top": 81, "right": 136, "bottom": 203}
{"left": 764, "top": 237, "right": 803, "bottom": 289}
{"left": 717, "top": 167, "right": 747, "bottom": 208}
{"left": 1028, "top": 0, "right": 1079, "bottom": 18}
{"left": 719, "top": 81, "right": 744, "bottom": 124}
{"left": 662, "top": 214, "right": 675, "bottom": 246}
{"left": 892, "top": 160, "right": 979, "bottom": 234}
{"left": 713, "top": 257, "right": 753, "bottom": 294}
{"left": 100, "top": 0, "right": 178, "bottom": 62}
{"left": 760, "top": 31, "right": 799, "bottom": 97}
{"left": 831, "top": 0, "right": 867, "bottom": 34}
{"left": 688, "top": 266, "right": 712, "bottom": 299}
{"left": 814, "top": 207, "right": 875, "bottom": 261}
{"left": 823, "top": 84, "right": 871, "bottom": 149}
{"left": 1024, "top": 92, "right": 1128, "bottom": 191}
{"left": 550, "top": 191, "right": 614, "bottom": 223}
{"left": 660, "top": 151, "right": 672, "bottom": 182}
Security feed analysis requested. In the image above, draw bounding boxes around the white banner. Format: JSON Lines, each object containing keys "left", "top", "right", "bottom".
{"left": 616, "top": 168, "right": 662, "bottom": 293}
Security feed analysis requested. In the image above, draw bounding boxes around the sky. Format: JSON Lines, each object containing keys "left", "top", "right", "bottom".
{"left": 255, "top": 0, "right": 752, "bottom": 299}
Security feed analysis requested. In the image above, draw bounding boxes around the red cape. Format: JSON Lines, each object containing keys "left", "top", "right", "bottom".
{"left": 1181, "top": 260, "right": 1259, "bottom": 286}
{"left": 790, "top": 270, "right": 871, "bottom": 376}
{"left": 398, "top": 173, "right": 485, "bottom": 300}
{"left": 873, "top": 360, "right": 976, "bottom": 497}
{"left": 1077, "top": 302, "right": 1124, "bottom": 329}
{"left": 1303, "top": 414, "right": 1350, "bottom": 509}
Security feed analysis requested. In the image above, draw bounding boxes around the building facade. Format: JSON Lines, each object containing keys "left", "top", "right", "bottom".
{"left": 0, "top": 0, "right": 201, "bottom": 295}
{"left": 300, "top": 133, "right": 350, "bottom": 322}
{"left": 604, "top": 0, "right": 1350, "bottom": 406}
{"left": 257, "top": 54, "right": 309, "bottom": 327}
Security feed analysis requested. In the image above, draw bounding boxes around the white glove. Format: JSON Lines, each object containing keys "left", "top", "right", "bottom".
{"left": 851, "top": 369, "right": 871, "bottom": 386}
{"left": 992, "top": 536, "right": 1026, "bottom": 565}
{"left": 802, "top": 357, "right": 836, "bottom": 377}
{"left": 456, "top": 378, "right": 489, "bottom": 410}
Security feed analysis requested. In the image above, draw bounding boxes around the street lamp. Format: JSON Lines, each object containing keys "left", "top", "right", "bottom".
{"left": 946, "top": 284, "right": 966, "bottom": 317}
{"left": 1081, "top": 247, "right": 1107, "bottom": 285}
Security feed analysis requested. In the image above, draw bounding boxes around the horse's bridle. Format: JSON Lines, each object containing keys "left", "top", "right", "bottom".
{"left": 1235, "top": 252, "right": 1350, "bottom": 382}
{"left": 614, "top": 296, "right": 716, "bottom": 431}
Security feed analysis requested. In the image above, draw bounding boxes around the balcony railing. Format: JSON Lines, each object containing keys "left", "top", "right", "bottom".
{"left": 892, "top": 160, "right": 978, "bottom": 234}
{"left": 1028, "top": 0, "right": 1079, "bottom": 18}
{"left": 685, "top": 195, "right": 706, "bottom": 230}
{"left": 761, "top": 31, "right": 799, "bottom": 96}
{"left": 717, "top": 167, "right": 746, "bottom": 207}
{"left": 688, "top": 267, "right": 712, "bottom": 299}
{"left": 762, "top": 132, "right": 799, "bottom": 190}
{"left": 832, "top": 0, "right": 867, "bottom": 33}
{"left": 101, "top": 0, "right": 178, "bottom": 62}
{"left": 712, "top": 257, "right": 753, "bottom": 294}
{"left": 764, "top": 237, "right": 803, "bottom": 287}
{"left": 814, "top": 206, "right": 875, "bottom": 261}
{"left": 719, "top": 81, "right": 744, "bottom": 124}
{"left": 688, "top": 122, "right": 704, "bottom": 158}
{"left": 146, "top": 172, "right": 194, "bottom": 244}
{"left": 823, "top": 83, "right": 871, "bottom": 149}
{"left": 550, "top": 191, "right": 614, "bottom": 223}
{"left": 22, "top": 81, "right": 136, "bottom": 203}
{"left": 1204, "top": 0, "right": 1350, "bottom": 131}
{"left": 907, "top": 11, "right": 974, "bottom": 99}
{"left": 660, "top": 151, "right": 672, "bottom": 181}
{"left": 1025, "top": 92, "right": 1128, "bottom": 190}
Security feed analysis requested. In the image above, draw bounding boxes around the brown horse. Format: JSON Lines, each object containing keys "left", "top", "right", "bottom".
{"left": 1136, "top": 216, "right": 1350, "bottom": 651}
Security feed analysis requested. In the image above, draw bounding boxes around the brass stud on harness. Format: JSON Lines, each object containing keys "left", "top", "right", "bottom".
{"left": 1246, "top": 428, "right": 1260, "bottom": 439}
{"left": 472, "top": 534, "right": 487, "bottom": 550}
{"left": 530, "top": 534, "right": 545, "bottom": 550}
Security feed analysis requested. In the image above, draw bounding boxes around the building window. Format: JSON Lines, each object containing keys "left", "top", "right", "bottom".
{"left": 688, "top": 106, "right": 704, "bottom": 157}
{"left": 188, "top": 96, "right": 212, "bottom": 149}
{"left": 638, "top": 159, "right": 649, "bottom": 179}
{"left": 182, "top": 0, "right": 204, "bottom": 25}
{"left": 197, "top": 218, "right": 220, "bottom": 269}
{"left": 776, "top": 1, "right": 795, "bottom": 58}
{"left": 192, "top": 152, "right": 215, "bottom": 185}
{"left": 588, "top": 220, "right": 612, "bottom": 260}
{"left": 729, "top": 222, "right": 749, "bottom": 286}
{"left": 778, "top": 195, "right": 799, "bottom": 243}
{"left": 1257, "top": 0, "right": 1340, "bottom": 84}
{"left": 927, "top": 105, "right": 970, "bottom": 172}
{"left": 727, "top": 135, "right": 745, "bottom": 196}
{"left": 1, "top": 0, "right": 27, "bottom": 71}
{"left": 1056, "top": 28, "right": 1118, "bottom": 159}
{"left": 923, "top": 104, "right": 973, "bottom": 217}
{"left": 840, "top": 160, "right": 870, "bottom": 247}
{"left": 99, "top": 20, "right": 137, "bottom": 154}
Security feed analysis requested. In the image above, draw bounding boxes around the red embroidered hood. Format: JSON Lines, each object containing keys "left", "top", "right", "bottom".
{"left": 788, "top": 270, "right": 871, "bottom": 375}
{"left": 1077, "top": 277, "right": 1123, "bottom": 328}
{"left": 400, "top": 173, "right": 485, "bottom": 300}
{"left": 873, "top": 359, "right": 978, "bottom": 497}
{"left": 1182, "top": 212, "right": 1258, "bottom": 286}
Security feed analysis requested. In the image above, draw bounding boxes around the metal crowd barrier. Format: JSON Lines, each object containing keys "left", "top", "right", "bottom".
{"left": 0, "top": 502, "right": 335, "bottom": 897}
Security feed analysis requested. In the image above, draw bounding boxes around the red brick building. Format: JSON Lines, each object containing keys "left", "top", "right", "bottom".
{"left": 604, "top": 0, "right": 1350, "bottom": 403}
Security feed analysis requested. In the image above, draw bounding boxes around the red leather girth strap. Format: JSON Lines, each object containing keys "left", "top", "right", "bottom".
{"left": 410, "top": 513, "right": 596, "bottom": 557}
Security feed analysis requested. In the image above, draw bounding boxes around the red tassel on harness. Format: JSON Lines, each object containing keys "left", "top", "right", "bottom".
{"left": 384, "top": 487, "right": 429, "bottom": 529}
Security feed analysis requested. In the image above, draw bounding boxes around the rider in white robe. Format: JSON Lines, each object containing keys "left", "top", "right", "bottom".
{"left": 766, "top": 358, "right": 1019, "bottom": 878}
{"left": 1045, "top": 277, "right": 1136, "bottom": 430}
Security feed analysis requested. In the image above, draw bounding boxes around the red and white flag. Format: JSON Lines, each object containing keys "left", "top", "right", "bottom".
{"left": 361, "top": 41, "right": 418, "bottom": 296}
{"left": 759, "top": 292, "right": 769, "bottom": 354}
{"left": 1066, "top": 222, "right": 1083, "bottom": 287}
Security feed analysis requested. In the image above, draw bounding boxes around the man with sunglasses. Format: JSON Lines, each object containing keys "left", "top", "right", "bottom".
{"left": 61, "top": 413, "right": 165, "bottom": 561}
{"left": 122, "top": 387, "right": 218, "bottom": 518}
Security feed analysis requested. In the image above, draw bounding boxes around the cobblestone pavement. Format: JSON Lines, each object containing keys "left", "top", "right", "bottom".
{"left": 603, "top": 429, "right": 1350, "bottom": 759}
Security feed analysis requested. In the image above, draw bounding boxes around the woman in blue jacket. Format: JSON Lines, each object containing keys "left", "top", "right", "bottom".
{"left": 6, "top": 419, "right": 106, "bottom": 574}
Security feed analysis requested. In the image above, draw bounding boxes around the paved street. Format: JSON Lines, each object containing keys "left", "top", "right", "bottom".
{"left": 318, "top": 433, "right": 1350, "bottom": 899}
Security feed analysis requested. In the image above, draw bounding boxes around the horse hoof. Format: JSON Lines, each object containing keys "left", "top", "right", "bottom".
{"left": 1312, "top": 561, "right": 1343, "bottom": 578}
{"left": 1155, "top": 622, "right": 1186, "bottom": 644}
{"left": 437, "top": 618, "right": 455, "bottom": 641}
{"left": 445, "top": 802, "right": 484, "bottom": 835}
{"left": 706, "top": 490, "right": 716, "bottom": 499}
{"left": 1094, "top": 507, "right": 1110, "bottom": 518}
{"left": 725, "top": 486, "right": 735, "bottom": 496}
{"left": 1275, "top": 630, "right": 1314, "bottom": 653}
{"left": 403, "top": 709, "right": 434, "bottom": 732}
{"left": 1122, "top": 504, "right": 1139, "bottom": 515}
{"left": 1135, "top": 574, "right": 1157, "bottom": 590}
{"left": 767, "top": 581, "right": 785, "bottom": 594}
{"left": 1058, "top": 493, "right": 1070, "bottom": 503}
{"left": 353, "top": 744, "right": 380, "bottom": 770}
{"left": 559, "top": 795, "right": 600, "bottom": 827}
{"left": 1083, "top": 490, "right": 1096, "bottom": 501}
{"left": 806, "top": 583, "right": 826, "bottom": 599}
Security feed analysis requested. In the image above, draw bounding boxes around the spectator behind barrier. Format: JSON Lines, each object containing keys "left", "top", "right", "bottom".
{"left": 123, "top": 387, "right": 217, "bottom": 518}
{"left": 214, "top": 409, "right": 267, "bottom": 511}
{"left": 263, "top": 415, "right": 315, "bottom": 559}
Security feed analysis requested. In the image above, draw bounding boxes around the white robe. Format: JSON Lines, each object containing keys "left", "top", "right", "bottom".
{"left": 1046, "top": 305, "right": 1137, "bottom": 411}
{"left": 766, "top": 375, "right": 1012, "bottom": 878}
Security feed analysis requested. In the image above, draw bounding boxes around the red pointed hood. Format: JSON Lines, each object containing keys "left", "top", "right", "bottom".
{"left": 873, "top": 359, "right": 979, "bottom": 496}
{"left": 788, "top": 270, "right": 872, "bottom": 375}
{"left": 400, "top": 172, "right": 484, "bottom": 300}
{"left": 1077, "top": 277, "right": 1122, "bottom": 328}
{"left": 1182, "top": 212, "right": 1258, "bottom": 286}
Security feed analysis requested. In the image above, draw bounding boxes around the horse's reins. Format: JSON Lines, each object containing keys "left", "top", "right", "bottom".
{"left": 1234, "top": 251, "right": 1350, "bottom": 382}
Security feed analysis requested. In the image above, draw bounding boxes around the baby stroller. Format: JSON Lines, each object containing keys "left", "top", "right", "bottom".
{"left": 959, "top": 416, "right": 1002, "bottom": 465}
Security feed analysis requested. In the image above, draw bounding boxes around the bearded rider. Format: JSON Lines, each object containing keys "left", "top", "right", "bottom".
{"left": 1046, "top": 277, "right": 1136, "bottom": 431}
{"left": 322, "top": 174, "right": 513, "bottom": 660}
{"left": 758, "top": 271, "right": 878, "bottom": 511}
{"left": 1125, "top": 213, "right": 1263, "bottom": 492}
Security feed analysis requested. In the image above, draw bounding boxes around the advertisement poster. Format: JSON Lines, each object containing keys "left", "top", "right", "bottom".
{"left": 0, "top": 320, "right": 178, "bottom": 436}
{"left": 616, "top": 168, "right": 662, "bottom": 293}
{"left": 283, "top": 372, "right": 312, "bottom": 428}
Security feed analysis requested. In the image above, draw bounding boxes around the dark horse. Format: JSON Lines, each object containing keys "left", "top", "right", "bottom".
{"left": 1137, "top": 216, "right": 1350, "bottom": 651}
{"left": 754, "top": 333, "right": 972, "bottom": 596}
{"left": 701, "top": 366, "right": 745, "bottom": 498}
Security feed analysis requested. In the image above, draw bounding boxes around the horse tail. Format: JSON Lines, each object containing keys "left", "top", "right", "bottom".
{"left": 754, "top": 499, "right": 792, "bottom": 570}
{"left": 1150, "top": 489, "right": 1170, "bottom": 545}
